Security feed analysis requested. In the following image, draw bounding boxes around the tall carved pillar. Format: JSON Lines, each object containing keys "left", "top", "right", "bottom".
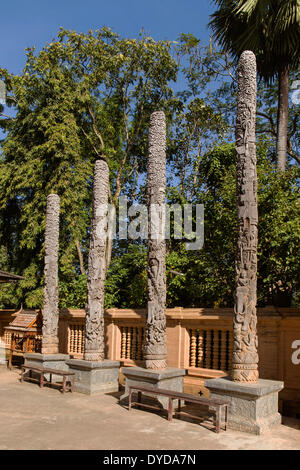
{"left": 206, "top": 52, "right": 283, "bottom": 433}
{"left": 144, "top": 111, "right": 167, "bottom": 369}
{"left": 42, "top": 194, "right": 60, "bottom": 354}
{"left": 84, "top": 159, "right": 109, "bottom": 362}
{"left": 121, "top": 110, "right": 185, "bottom": 406}
{"left": 232, "top": 50, "right": 259, "bottom": 383}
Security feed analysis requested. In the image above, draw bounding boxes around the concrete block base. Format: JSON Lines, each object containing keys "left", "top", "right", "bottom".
{"left": 24, "top": 353, "right": 70, "bottom": 382}
{"left": 66, "top": 359, "right": 120, "bottom": 395}
{"left": 205, "top": 377, "right": 284, "bottom": 435}
{"left": 121, "top": 366, "right": 186, "bottom": 409}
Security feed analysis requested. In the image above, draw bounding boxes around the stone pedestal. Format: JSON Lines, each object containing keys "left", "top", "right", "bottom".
{"left": 205, "top": 377, "right": 284, "bottom": 435}
{"left": 121, "top": 367, "right": 186, "bottom": 409}
{"left": 24, "top": 353, "right": 70, "bottom": 382}
{"left": 66, "top": 359, "right": 120, "bottom": 395}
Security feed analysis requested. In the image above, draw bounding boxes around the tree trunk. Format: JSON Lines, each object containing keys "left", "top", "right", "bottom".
{"left": 75, "top": 238, "right": 85, "bottom": 275}
{"left": 144, "top": 111, "right": 167, "bottom": 370}
{"left": 84, "top": 159, "right": 109, "bottom": 362}
{"left": 276, "top": 63, "right": 290, "bottom": 172}
{"left": 42, "top": 194, "right": 60, "bottom": 354}
{"left": 232, "top": 51, "right": 259, "bottom": 383}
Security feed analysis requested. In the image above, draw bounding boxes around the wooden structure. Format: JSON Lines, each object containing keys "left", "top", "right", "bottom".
{"left": 5, "top": 308, "right": 42, "bottom": 368}
{"left": 21, "top": 365, "right": 75, "bottom": 393}
{"left": 128, "top": 384, "right": 229, "bottom": 433}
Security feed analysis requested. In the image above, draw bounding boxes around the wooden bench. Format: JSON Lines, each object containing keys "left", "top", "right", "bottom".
{"left": 128, "top": 384, "right": 229, "bottom": 433}
{"left": 21, "top": 365, "right": 75, "bottom": 394}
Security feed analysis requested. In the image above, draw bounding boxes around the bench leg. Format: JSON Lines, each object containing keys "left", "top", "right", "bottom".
{"left": 71, "top": 376, "right": 74, "bottom": 393}
{"left": 215, "top": 407, "right": 220, "bottom": 433}
{"left": 178, "top": 399, "right": 181, "bottom": 412}
{"left": 128, "top": 389, "right": 132, "bottom": 411}
{"left": 224, "top": 405, "right": 228, "bottom": 431}
{"left": 21, "top": 368, "right": 24, "bottom": 382}
{"left": 168, "top": 397, "right": 173, "bottom": 422}
{"left": 62, "top": 376, "right": 66, "bottom": 394}
{"left": 8, "top": 351, "right": 12, "bottom": 370}
{"left": 137, "top": 391, "right": 142, "bottom": 404}
{"left": 40, "top": 372, "right": 44, "bottom": 388}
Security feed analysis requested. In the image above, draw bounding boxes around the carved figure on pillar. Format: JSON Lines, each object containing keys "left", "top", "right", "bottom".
{"left": 144, "top": 111, "right": 167, "bottom": 369}
{"left": 232, "top": 51, "right": 259, "bottom": 383}
{"left": 84, "top": 159, "right": 109, "bottom": 362}
{"left": 42, "top": 194, "right": 60, "bottom": 354}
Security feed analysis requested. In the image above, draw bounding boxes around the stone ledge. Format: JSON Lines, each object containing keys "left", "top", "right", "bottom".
{"left": 205, "top": 377, "right": 284, "bottom": 398}
{"left": 24, "top": 353, "right": 70, "bottom": 361}
{"left": 66, "top": 359, "right": 120, "bottom": 371}
{"left": 122, "top": 366, "right": 186, "bottom": 381}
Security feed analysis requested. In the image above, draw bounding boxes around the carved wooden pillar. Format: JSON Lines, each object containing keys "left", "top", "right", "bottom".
{"left": 197, "top": 330, "right": 204, "bottom": 368}
{"left": 121, "top": 327, "right": 127, "bottom": 359}
{"left": 84, "top": 159, "right": 109, "bottom": 362}
{"left": 190, "top": 329, "right": 197, "bottom": 367}
{"left": 126, "top": 328, "right": 131, "bottom": 359}
{"left": 144, "top": 111, "right": 167, "bottom": 369}
{"left": 213, "top": 330, "right": 220, "bottom": 370}
{"left": 205, "top": 330, "right": 212, "bottom": 369}
{"left": 220, "top": 330, "right": 227, "bottom": 371}
{"left": 232, "top": 50, "right": 259, "bottom": 383}
{"left": 42, "top": 194, "right": 60, "bottom": 354}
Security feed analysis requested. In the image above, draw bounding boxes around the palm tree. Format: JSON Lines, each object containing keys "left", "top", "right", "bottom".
{"left": 209, "top": 0, "right": 300, "bottom": 171}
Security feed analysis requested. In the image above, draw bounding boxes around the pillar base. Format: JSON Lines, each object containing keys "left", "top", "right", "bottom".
{"left": 205, "top": 377, "right": 284, "bottom": 435}
{"left": 121, "top": 366, "right": 186, "bottom": 409}
{"left": 24, "top": 353, "right": 70, "bottom": 382}
{"left": 66, "top": 359, "right": 120, "bottom": 395}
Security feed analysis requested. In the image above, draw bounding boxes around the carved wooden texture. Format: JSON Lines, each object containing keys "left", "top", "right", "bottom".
{"left": 144, "top": 111, "right": 167, "bottom": 369}
{"left": 84, "top": 160, "right": 109, "bottom": 361}
{"left": 232, "top": 51, "right": 259, "bottom": 382}
{"left": 42, "top": 194, "right": 60, "bottom": 354}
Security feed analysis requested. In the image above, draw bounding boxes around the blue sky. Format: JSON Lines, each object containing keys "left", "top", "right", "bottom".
{"left": 1, "top": 0, "right": 215, "bottom": 74}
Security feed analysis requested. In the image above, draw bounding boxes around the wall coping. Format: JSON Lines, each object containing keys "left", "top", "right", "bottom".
{"left": 58, "top": 306, "right": 300, "bottom": 321}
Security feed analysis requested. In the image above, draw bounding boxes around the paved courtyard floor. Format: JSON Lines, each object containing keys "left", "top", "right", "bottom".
{"left": 0, "top": 367, "right": 299, "bottom": 450}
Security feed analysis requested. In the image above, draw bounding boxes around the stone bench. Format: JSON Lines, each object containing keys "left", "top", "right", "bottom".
{"left": 128, "top": 384, "right": 229, "bottom": 433}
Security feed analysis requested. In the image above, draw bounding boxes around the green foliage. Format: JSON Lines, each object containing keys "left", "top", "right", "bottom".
{"left": 0, "top": 28, "right": 178, "bottom": 308}
{"left": 209, "top": 0, "right": 300, "bottom": 79}
{"left": 105, "top": 245, "right": 147, "bottom": 309}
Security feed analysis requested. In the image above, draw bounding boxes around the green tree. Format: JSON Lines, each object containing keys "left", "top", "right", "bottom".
{"left": 0, "top": 28, "right": 178, "bottom": 308}
{"left": 209, "top": 0, "right": 300, "bottom": 171}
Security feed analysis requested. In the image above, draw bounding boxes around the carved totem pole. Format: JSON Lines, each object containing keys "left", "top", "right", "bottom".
{"left": 84, "top": 159, "right": 109, "bottom": 361}
{"left": 232, "top": 51, "right": 259, "bottom": 383}
{"left": 144, "top": 111, "right": 167, "bottom": 369}
{"left": 42, "top": 194, "right": 60, "bottom": 354}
